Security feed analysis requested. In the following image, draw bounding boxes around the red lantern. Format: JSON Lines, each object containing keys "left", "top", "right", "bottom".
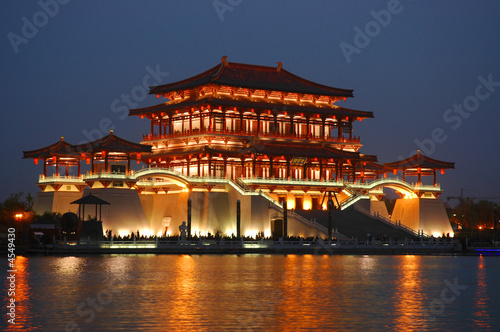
{"left": 86, "top": 158, "right": 90, "bottom": 165}
{"left": 441, "top": 169, "right": 445, "bottom": 175}
{"left": 137, "top": 153, "right": 141, "bottom": 160}
{"left": 360, "top": 171, "right": 365, "bottom": 177}
{"left": 393, "top": 169, "right": 397, "bottom": 175}
{"left": 34, "top": 158, "right": 38, "bottom": 165}
{"left": 52, "top": 156, "right": 57, "bottom": 163}
{"left": 384, "top": 172, "right": 387, "bottom": 178}
{"left": 156, "top": 94, "right": 159, "bottom": 98}
{"left": 81, "top": 153, "right": 85, "bottom": 158}
{"left": 101, "top": 151, "right": 106, "bottom": 157}
{"left": 417, "top": 167, "right": 421, "bottom": 173}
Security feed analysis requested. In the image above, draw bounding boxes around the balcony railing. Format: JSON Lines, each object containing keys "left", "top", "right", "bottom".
{"left": 39, "top": 174, "right": 86, "bottom": 183}
{"left": 142, "top": 128, "right": 360, "bottom": 144}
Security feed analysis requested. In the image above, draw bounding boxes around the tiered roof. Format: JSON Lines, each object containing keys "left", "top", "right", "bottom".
{"left": 23, "top": 137, "right": 78, "bottom": 159}
{"left": 76, "top": 131, "right": 151, "bottom": 154}
{"left": 129, "top": 96, "right": 373, "bottom": 119}
{"left": 384, "top": 151, "right": 455, "bottom": 170}
{"left": 23, "top": 131, "right": 151, "bottom": 159}
{"left": 150, "top": 59, "right": 354, "bottom": 98}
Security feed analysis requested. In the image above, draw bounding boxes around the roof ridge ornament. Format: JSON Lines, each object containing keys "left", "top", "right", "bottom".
{"left": 221, "top": 56, "right": 228, "bottom": 66}
{"left": 277, "top": 62, "right": 282, "bottom": 72}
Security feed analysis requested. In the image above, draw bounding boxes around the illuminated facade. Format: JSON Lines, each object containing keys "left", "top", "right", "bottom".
{"left": 24, "top": 57, "right": 455, "bottom": 238}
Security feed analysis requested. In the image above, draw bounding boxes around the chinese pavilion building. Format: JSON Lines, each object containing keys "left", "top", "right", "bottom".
{"left": 24, "top": 57, "right": 455, "bottom": 238}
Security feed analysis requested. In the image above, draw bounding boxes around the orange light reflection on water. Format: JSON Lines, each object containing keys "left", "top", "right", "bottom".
{"left": 5, "top": 256, "right": 35, "bottom": 331}
{"left": 471, "top": 255, "right": 491, "bottom": 330}
{"left": 166, "top": 255, "right": 202, "bottom": 328}
{"left": 391, "top": 255, "right": 426, "bottom": 331}
{"left": 275, "top": 254, "right": 336, "bottom": 331}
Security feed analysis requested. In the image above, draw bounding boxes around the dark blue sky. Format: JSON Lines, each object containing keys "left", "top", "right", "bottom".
{"left": 1, "top": 0, "right": 499, "bottom": 203}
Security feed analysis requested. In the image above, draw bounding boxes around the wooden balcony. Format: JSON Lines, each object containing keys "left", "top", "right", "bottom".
{"left": 142, "top": 128, "right": 360, "bottom": 144}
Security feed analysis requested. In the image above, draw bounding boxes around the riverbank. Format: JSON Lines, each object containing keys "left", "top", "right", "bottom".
{"left": 19, "top": 238, "right": 470, "bottom": 255}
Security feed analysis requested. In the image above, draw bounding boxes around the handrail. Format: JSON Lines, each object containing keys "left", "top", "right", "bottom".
{"left": 142, "top": 129, "right": 361, "bottom": 144}
{"left": 353, "top": 204, "right": 429, "bottom": 237}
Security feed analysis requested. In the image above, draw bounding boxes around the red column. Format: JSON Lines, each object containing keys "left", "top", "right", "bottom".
{"left": 189, "top": 111, "right": 192, "bottom": 134}
{"left": 239, "top": 112, "right": 244, "bottom": 134}
{"left": 240, "top": 158, "right": 245, "bottom": 178}
{"left": 209, "top": 110, "right": 213, "bottom": 131}
{"left": 256, "top": 113, "right": 261, "bottom": 134}
{"left": 252, "top": 156, "right": 256, "bottom": 177}
{"left": 223, "top": 157, "right": 228, "bottom": 178}
{"left": 269, "top": 157, "right": 274, "bottom": 178}
{"left": 222, "top": 110, "right": 226, "bottom": 133}
{"left": 306, "top": 117, "right": 310, "bottom": 139}
{"left": 286, "top": 157, "right": 290, "bottom": 179}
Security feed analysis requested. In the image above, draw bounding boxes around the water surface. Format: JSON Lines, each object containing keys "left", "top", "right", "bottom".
{"left": 1, "top": 255, "right": 498, "bottom": 331}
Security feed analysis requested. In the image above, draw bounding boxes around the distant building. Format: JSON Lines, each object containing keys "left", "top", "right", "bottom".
{"left": 23, "top": 57, "right": 454, "bottom": 238}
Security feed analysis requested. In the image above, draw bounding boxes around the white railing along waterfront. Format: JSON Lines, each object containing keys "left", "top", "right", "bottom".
{"left": 49, "top": 237, "right": 458, "bottom": 250}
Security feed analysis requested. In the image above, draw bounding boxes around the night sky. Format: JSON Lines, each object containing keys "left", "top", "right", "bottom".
{"left": 1, "top": 1, "right": 499, "bottom": 204}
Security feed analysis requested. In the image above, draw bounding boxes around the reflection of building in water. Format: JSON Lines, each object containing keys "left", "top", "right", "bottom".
{"left": 23, "top": 57, "right": 454, "bottom": 238}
